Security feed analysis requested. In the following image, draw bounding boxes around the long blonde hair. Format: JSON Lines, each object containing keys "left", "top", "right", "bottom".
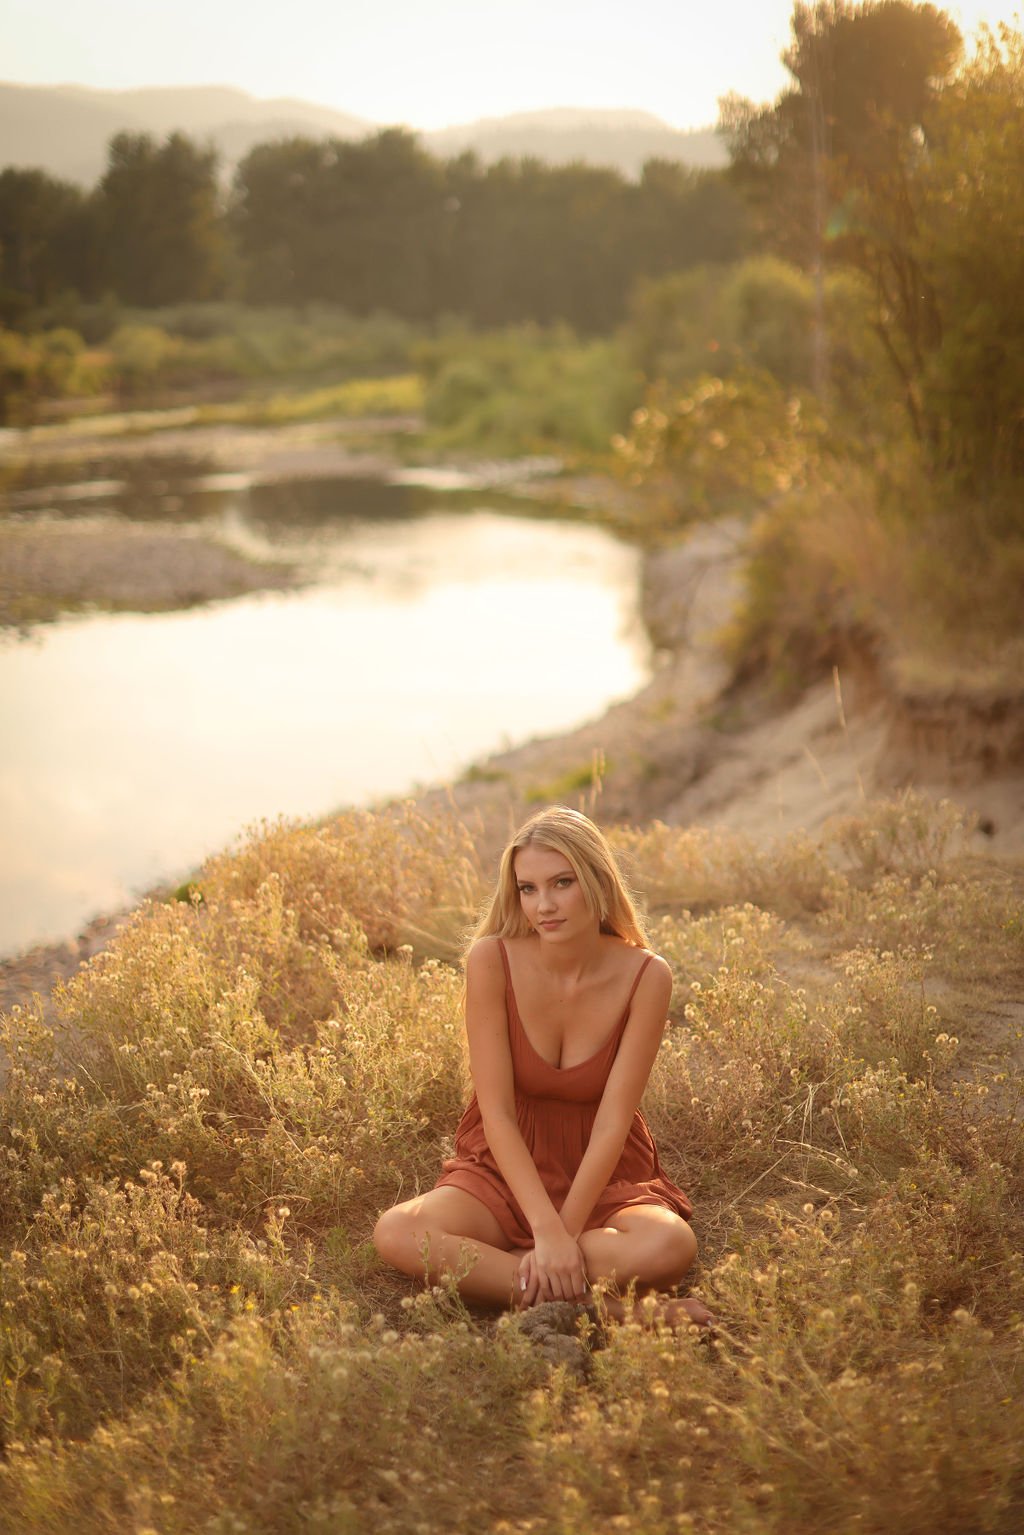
{"left": 469, "top": 806, "right": 648, "bottom": 951}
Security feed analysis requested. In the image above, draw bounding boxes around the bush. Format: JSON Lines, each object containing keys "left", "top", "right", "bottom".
{"left": 106, "top": 323, "right": 179, "bottom": 394}
{"left": 723, "top": 461, "right": 1024, "bottom": 693}
{"left": 0, "top": 325, "right": 98, "bottom": 422}
{"left": 419, "top": 325, "right": 636, "bottom": 457}
{"left": 622, "top": 256, "right": 891, "bottom": 430}
{"left": 613, "top": 367, "right": 831, "bottom": 525}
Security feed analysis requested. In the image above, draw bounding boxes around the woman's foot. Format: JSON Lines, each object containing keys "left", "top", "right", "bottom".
{"left": 663, "top": 1294, "right": 716, "bottom": 1331}
{"left": 596, "top": 1289, "right": 717, "bottom": 1332}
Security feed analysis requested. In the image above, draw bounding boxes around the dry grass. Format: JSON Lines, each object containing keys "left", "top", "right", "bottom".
{"left": 727, "top": 463, "right": 1024, "bottom": 696}
{"left": 1, "top": 797, "right": 1023, "bottom": 1533}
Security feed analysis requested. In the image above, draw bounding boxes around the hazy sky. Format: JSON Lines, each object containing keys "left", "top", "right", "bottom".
{"left": 1, "top": 0, "right": 1019, "bottom": 129}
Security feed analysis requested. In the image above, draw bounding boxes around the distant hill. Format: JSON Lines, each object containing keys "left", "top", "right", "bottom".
{"left": 0, "top": 83, "right": 374, "bottom": 184}
{"left": 0, "top": 83, "right": 726, "bottom": 185}
{"left": 425, "top": 108, "right": 727, "bottom": 177}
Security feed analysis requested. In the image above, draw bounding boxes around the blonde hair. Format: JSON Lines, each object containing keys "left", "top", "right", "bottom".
{"left": 469, "top": 806, "right": 648, "bottom": 950}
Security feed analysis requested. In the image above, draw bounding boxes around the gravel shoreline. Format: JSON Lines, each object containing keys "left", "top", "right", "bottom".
{"left": 0, "top": 517, "right": 303, "bottom": 630}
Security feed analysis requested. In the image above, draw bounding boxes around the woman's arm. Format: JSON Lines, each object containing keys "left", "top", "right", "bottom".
{"left": 465, "top": 939, "right": 587, "bottom": 1301}
{"left": 558, "top": 955, "right": 674, "bottom": 1241}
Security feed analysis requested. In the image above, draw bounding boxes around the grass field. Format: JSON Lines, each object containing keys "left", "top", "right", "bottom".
{"left": 1, "top": 796, "right": 1022, "bottom": 1533}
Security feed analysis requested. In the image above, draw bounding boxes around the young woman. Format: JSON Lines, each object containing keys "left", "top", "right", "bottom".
{"left": 373, "top": 806, "right": 710, "bottom": 1327}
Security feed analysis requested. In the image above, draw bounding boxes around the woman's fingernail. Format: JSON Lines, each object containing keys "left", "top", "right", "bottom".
{"left": 520, "top": 1278, "right": 527, "bottom": 1290}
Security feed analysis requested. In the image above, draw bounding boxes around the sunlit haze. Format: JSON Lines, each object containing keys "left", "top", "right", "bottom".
{"left": 1, "top": 0, "right": 1019, "bottom": 130}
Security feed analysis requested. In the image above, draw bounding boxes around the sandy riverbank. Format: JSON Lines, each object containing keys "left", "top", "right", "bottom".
{"left": 417, "top": 519, "right": 1024, "bottom": 868}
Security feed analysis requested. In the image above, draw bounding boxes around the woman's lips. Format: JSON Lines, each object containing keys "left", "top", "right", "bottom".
{"left": 539, "top": 920, "right": 563, "bottom": 929}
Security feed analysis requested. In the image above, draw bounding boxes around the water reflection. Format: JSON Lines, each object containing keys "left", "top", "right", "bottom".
{"left": 1, "top": 495, "right": 650, "bottom": 955}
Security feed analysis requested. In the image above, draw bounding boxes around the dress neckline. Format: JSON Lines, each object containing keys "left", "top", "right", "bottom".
{"left": 497, "top": 938, "right": 653, "bottom": 1073}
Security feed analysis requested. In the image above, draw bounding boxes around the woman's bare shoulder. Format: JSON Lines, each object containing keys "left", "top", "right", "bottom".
{"left": 465, "top": 934, "right": 505, "bottom": 977}
{"left": 601, "top": 934, "right": 662, "bottom": 968}
{"left": 606, "top": 939, "right": 671, "bottom": 994}
{"left": 640, "top": 951, "right": 673, "bottom": 991}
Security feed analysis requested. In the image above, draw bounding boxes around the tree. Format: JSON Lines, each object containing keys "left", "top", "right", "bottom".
{"left": 912, "top": 25, "right": 1024, "bottom": 486}
{"left": 233, "top": 130, "right": 447, "bottom": 315}
{"left": 0, "top": 169, "right": 97, "bottom": 321}
{"left": 96, "top": 131, "right": 226, "bottom": 305}
{"left": 722, "top": 3, "right": 961, "bottom": 403}
{"left": 231, "top": 137, "right": 340, "bottom": 304}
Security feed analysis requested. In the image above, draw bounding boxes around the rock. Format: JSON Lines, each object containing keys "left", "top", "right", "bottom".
{"left": 513, "top": 1299, "right": 605, "bottom": 1381}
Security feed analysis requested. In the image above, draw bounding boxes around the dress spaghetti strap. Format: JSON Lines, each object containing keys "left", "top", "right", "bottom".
{"left": 624, "top": 952, "right": 654, "bottom": 1009}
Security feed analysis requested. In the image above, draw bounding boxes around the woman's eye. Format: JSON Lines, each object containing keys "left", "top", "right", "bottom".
{"left": 556, "top": 878, "right": 573, "bottom": 887}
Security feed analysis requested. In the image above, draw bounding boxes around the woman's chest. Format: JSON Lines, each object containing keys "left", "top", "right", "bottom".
{"left": 512, "top": 980, "right": 624, "bottom": 1072}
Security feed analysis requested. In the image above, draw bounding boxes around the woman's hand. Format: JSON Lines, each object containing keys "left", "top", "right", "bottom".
{"left": 517, "top": 1223, "right": 589, "bottom": 1306}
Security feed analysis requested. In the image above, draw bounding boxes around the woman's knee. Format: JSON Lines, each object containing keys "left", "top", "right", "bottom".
{"left": 582, "top": 1209, "right": 697, "bottom": 1288}
{"left": 663, "top": 1219, "right": 697, "bottom": 1282}
{"left": 372, "top": 1194, "right": 474, "bottom": 1277}
{"left": 373, "top": 1203, "right": 421, "bottom": 1272}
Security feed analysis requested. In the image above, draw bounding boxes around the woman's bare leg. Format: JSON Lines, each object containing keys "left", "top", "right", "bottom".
{"left": 578, "top": 1206, "right": 714, "bottom": 1328}
{"left": 373, "top": 1187, "right": 526, "bottom": 1309}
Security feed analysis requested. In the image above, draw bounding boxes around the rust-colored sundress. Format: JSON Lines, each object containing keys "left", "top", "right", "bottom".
{"left": 434, "top": 939, "right": 693, "bottom": 1248}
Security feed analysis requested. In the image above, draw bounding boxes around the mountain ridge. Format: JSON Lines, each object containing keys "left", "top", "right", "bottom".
{"left": 0, "top": 81, "right": 726, "bottom": 183}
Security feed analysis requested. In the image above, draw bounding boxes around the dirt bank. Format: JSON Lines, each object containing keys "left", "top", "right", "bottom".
{"left": 418, "top": 522, "right": 1024, "bottom": 866}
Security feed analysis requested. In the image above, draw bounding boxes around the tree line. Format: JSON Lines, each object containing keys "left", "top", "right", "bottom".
{"left": 0, "top": 129, "right": 747, "bottom": 333}
{"left": 2, "top": 0, "right": 1020, "bottom": 494}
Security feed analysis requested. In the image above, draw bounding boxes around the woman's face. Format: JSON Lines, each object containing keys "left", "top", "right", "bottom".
{"left": 513, "top": 843, "right": 594, "bottom": 941}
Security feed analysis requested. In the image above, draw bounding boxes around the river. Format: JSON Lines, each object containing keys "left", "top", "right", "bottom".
{"left": 0, "top": 470, "right": 651, "bottom": 956}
